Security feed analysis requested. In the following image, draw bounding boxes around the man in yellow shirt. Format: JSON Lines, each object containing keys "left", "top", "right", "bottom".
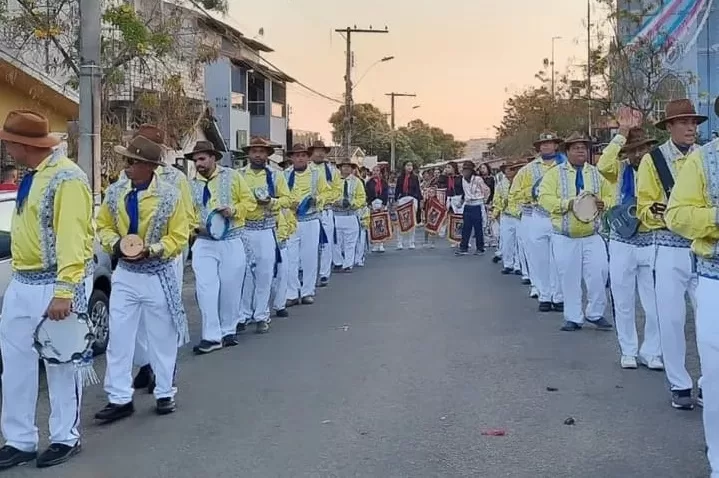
{"left": 665, "top": 135, "right": 719, "bottom": 473}
{"left": 238, "top": 137, "right": 291, "bottom": 332}
{"left": 0, "top": 110, "right": 93, "bottom": 469}
{"left": 509, "top": 132, "right": 565, "bottom": 311}
{"left": 127, "top": 125, "right": 193, "bottom": 395}
{"left": 309, "top": 141, "right": 342, "bottom": 285}
{"left": 185, "top": 141, "right": 255, "bottom": 347}
{"left": 597, "top": 111, "right": 662, "bottom": 371}
{"left": 538, "top": 132, "right": 614, "bottom": 332}
{"left": 272, "top": 209, "right": 297, "bottom": 317}
{"left": 493, "top": 161, "right": 523, "bottom": 275}
{"left": 95, "top": 135, "right": 189, "bottom": 422}
{"left": 351, "top": 162, "right": 371, "bottom": 266}
{"left": 637, "top": 98, "right": 706, "bottom": 410}
{"left": 284, "top": 144, "right": 332, "bottom": 306}
{"left": 330, "top": 158, "right": 368, "bottom": 271}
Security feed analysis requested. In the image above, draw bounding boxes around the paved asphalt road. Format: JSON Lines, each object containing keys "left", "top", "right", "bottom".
{"left": 2, "top": 241, "right": 710, "bottom": 477}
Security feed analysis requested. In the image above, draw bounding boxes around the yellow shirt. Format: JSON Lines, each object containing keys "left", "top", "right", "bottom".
{"left": 276, "top": 209, "right": 297, "bottom": 242}
{"left": 240, "top": 166, "right": 291, "bottom": 221}
{"left": 492, "top": 177, "right": 519, "bottom": 219}
{"left": 12, "top": 151, "right": 94, "bottom": 299}
{"left": 509, "top": 156, "right": 557, "bottom": 211}
{"left": 283, "top": 166, "right": 332, "bottom": 212}
{"left": 97, "top": 174, "right": 189, "bottom": 260}
{"left": 637, "top": 140, "right": 696, "bottom": 231}
{"left": 312, "top": 161, "right": 342, "bottom": 204}
{"left": 190, "top": 166, "right": 256, "bottom": 230}
{"left": 665, "top": 141, "right": 719, "bottom": 258}
{"left": 120, "top": 165, "right": 193, "bottom": 230}
{"left": 538, "top": 161, "right": 614, "bottom": 238}
{"left": 335, "top": 175, "right": 367, "bottom": 211}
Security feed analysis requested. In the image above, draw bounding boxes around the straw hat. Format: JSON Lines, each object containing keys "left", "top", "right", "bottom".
{"left": 114, "top": 135, "right": 165, "bottom": 166}
{"left": 242, "top": 136, "right": 275, "bottom": 155}
{"left": 0, "top": 110, "right": 61, "bottom": 148}
{"left": 655, "top": 99, "right": 708, "bottom": 130}
{"left": 184, "top": 140, "right": 222, "bottom": 160}
{"left": 533, "top": 131, "right": 564, "bottom": 148}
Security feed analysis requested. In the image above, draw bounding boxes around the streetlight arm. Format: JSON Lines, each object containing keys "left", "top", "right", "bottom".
{"left": 353, "top": 56, "right": 395, "bottom": 91}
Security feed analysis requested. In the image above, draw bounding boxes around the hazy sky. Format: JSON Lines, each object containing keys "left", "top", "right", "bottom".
{"left": 228, "top": 0, "right": 594, "bottom": 142}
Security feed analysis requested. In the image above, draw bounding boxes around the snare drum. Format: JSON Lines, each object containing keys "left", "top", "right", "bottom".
{"left": 572, "top": 192, "right": 599, "bottom": 223}
{"left": 206, "top": 209, "right": 230, "bottom": 240}
{"left": 33, "top": 313, "right": 95, "bottom": 365}
{"left": 119, "top": 234, "right": 145, "bottom": 258}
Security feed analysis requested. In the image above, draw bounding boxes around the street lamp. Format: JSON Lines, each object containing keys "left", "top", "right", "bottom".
{"left": 412, "top": 105, "right": 421, "bottom": 109}
{"left": 551, "top": 36, "right": 562, "bottom": 99}
{"left": 353, "top": 56, "right": 395, "bottom": 90}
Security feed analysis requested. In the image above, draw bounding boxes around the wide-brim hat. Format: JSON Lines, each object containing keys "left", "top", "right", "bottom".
{"left": 242, "top": 136, "right": 276, "bottom": 155}
{"left": 287, "top": 143, "right": 309, "bottom": 156}
{"left": 0, "top": 110, "right": 61, "bottom": 148}
{"left": 655, "top": 99, "right": 708, "bottom": 130}
{"left": 133, "top": 124, "right": 166, "bottom": 146}
{"left": 620, "top": 127, "right": 658, "bottom": 154}
{"left": 185, "top": 140, "right": 222, "bottom": 160}
{"left": 307, "top": 140, "right": 331, "bottom": 154}
{"left": 563, "top": 131, "right": 592, "bottom": 148}
{"left": 533, "top": 132, "right": 564, "bottom": 148}
{"left": 114, "top": 135, "right": 165, "bottom": 166}
{"left": 336, "top": 157, "right": 353, "bottom": 166}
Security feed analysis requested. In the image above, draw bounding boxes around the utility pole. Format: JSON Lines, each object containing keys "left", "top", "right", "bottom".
{"left": 79, "top": 0, "right": 102, "bottom": 206}
{"left": 386, "top": 92, "right": 416, "bottom": 171}
{"left": 335, "top": 26, "right": 389, "bottom": 158}
{"left": 587, "top": 0, "right": 593, "bottom": 138}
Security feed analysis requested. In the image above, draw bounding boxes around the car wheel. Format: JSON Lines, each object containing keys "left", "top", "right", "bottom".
{"left": 89, "top": 289, "right": 110, "bottom": 356}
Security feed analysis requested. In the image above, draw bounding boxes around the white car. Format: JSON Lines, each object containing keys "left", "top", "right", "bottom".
{"left": 0, "top": 191, "right": 112, "bottom": 364}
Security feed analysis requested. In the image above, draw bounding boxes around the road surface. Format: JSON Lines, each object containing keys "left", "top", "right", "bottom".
{"left": 2, "top": 243, "right": 709, "bottom": 477}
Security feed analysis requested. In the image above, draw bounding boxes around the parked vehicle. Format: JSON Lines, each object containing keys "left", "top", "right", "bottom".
{"left": 0, "top": 191, "right": 112, "bottom": 360}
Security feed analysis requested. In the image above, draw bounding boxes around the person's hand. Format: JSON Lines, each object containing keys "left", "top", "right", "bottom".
{"left": 595, "top": 200, "right": 605, "bottom": 212}
{"left": 307, "top": 196, "right": 316, "bottom": 208}
{"left": 256, "top": 196, "right": 271, "bottom": 206}
{"left": 567, "top": 199, "right": 574, "bottom": 212}
{"left": 617, "top": 106, "right": 642, "bottom": 135}
{"left": 650, "top": 202, "right": 666, "bottom": 217}
{"left": 216, "top": 206, "right": 234, "bottom": 218}
{"left": 45, "top": 297, "right": 72, "bottom": 321}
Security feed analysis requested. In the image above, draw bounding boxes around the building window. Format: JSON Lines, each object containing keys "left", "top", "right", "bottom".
{"left": 236, "top": 130, "right": 248, "bottom": 149}
{"left": 231, "top": 92, "right": 245, "bottom": 110}
{"left": 248, "top": 72, "right": 266, "bottom": 116}
{"left": 271, "top": 102, "right": 285, "bottom": 118}
{"left": 271, "top": 82, "right": 286, "bottom": 118}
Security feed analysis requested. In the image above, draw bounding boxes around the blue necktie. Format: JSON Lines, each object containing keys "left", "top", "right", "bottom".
{"left": 620, "top": 165, "right": 635, "bottom": 205}
{"left": 265, "top": 168, "right": 275, "bottom": 197}
{"left": 343, "top": 180, "right": 349, "bottom": 200}
{"left": 575, "top": 166, "right": 584, "bottom": 195}
{"left": 16, "top": 170, "right": 36, "bottom": 214}
{"left": 324, "top": 163, "right": 332, "bottom": 183}
{"left": 202, "top": 181, "right": 211, "bottom": 206}
{"left": 125, "top": 183, "right": 150, "bottom": 235}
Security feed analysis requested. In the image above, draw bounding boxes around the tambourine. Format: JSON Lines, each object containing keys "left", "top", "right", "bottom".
{"left": 120, "top": 234, "right": 145, "bottom": 258}
{"left": 206, "top": 209, "right": 230, "bottom": 240}
{"left": 33, "top": 313, "right": 95, "bottom": 365}
{"left": 253, "top": 186, "right": 270, "bottom": 202}
{"left": 572, "top": 192, "right": 599, "bottom": 223}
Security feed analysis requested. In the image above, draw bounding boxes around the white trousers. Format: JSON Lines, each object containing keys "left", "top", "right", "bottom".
{"left": 609, "top": 240, "right": 661, "bottom": 358}
{"left": 655, "top": 245, "right": 698, "bottom": 391}
{"left": 272, "top": 246, "right": 289, "bottom": 311}
{"left": 0, "top": 277, "right": 92, "bottom": 452}
{"left": 133, "top": 255, "right": 184, "bottom": 367}
{"left": 397, "top": 198, "right": 417, "bottom": 247}
{"left": 528, "top": 214, "right": 562, "bottom": 302}
{"left": 286, "top": 218, "right": 320, "bottom": 300}
{"left": 500, "top": 215, "right": 520, "bottom": 270}
{"left": 696, "top": 277, "right": 719, "bottom": 477}
{"left": 518, "top": 216, "right": 531, "bottom": 276}
{"left": 104, "top": 267, "right": 179, "bottom": 404}
{"left": 551, "top": 234, "right": 608, "bottom": 324}
{"left": 356, "top": 227, "right": 367, "bottom": 266}
{"left": 192, "top": 237, "right": 247, "bottom": 337}
{"left": 240, "top": 228, "right": 276, "bottom": 323}
{"left": 335, "top": 214, "right": 359, "bottom": 269}
{"left": 319, "top": 209, "right": 335, "bottom": 279}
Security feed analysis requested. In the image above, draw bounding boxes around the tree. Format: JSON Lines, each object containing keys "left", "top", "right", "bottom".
{"left": 0, "top": 0, "right": 225, "bottom": 181}
{"left": 328, "top": 103, "right": 392, "bottom": 157}
{"left": 396, "top": 120, "right": 465, "bottom": 163}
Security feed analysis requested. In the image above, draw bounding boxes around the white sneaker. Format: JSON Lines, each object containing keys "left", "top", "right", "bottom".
{"left": 409, "top": 243, "right": 416, "bottom": 250}
{"left": 620, "top": 355, "right": 638, "bottom": 369}
{"left": 378, "top": 244, "right": 385, "bottom": 252}
{"left": 529, "top": 287, "right": 539, "bottom": 299}
{"left": 639, "top": 355, "right": 664, "bottom": 371}
{"left": 397, "top": 243, "right": 404, "bottom": 250}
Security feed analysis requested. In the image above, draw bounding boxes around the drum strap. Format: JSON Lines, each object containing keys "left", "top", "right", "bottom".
{"left": 650, "top": 148, "right": 674, "bottom": 199}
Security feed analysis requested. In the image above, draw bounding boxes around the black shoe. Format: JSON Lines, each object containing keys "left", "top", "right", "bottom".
{"left": 455, "top": 249, "right": 469, "bottom": 256}
{"left": 301, "top": 296, "right": 315, "bottom": 305}
{"left": 474, "top": 249, "right": 485, "bottom": 255}
{"left": 147, "top": 373, "right": 156, "bottom": 395}
{"left": 560, "top": 321, "right": 582, "bottom": 332}
{"left": 0, "top": 445, "right": 36, "bottom": 470}
{"left": 36, "top": 443, "right": 80, "bottom": 468}
{"left": 255, "top": 321, "right": 270, "bottom": 334}
{"left": 156, "top": 397, "right": 176, "bottom": 415}
{"left": 671, "top": 389, "right": 694, "bottom": 410}
{"left": 132, "top": 364, "right": 153, "bottom": 390}
{"left": 193, "top": 340, "right": 222, "bottom": 355}
{"left": 538, "top": 301, "right": 552, "bottom": 312}
{"left": 286, "top": 298, "right": 299, "bottom": 308}
{"left": 95, "top": 402, "right": 134, "bottom": 422}
{"left": 514, "top": 270, "right": 523, "bottom": 275}
{"left": 342, "top": 267, "right": 352, "bottom": 273}
{"left": 236, "top": 322, "right": 246, "bottom": 334}
{"left": 492, "top": 256, "right": 501, "bottom": 263}
{"left": 552, "top": 302, "right": 564, "bottom": 312}
{"left": 501, "top": 268, "right": 512, "bottom": 275}
{"left": 222, "top": 334, "right": 238, "bottom": 347}
{"left": 587, "top": 317, "right": 613, "bottom": 330}
{"left": 275, "top": 308, "right": 289, "bottom": 318}
{"left": 333, "top": 265, "right": 343, "bottom": 272}
{"left": 521, "top": 278, "right": 531, "bottom": 285}
{"left": 319, "top": 277, "right": 329, "bottom": 287}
